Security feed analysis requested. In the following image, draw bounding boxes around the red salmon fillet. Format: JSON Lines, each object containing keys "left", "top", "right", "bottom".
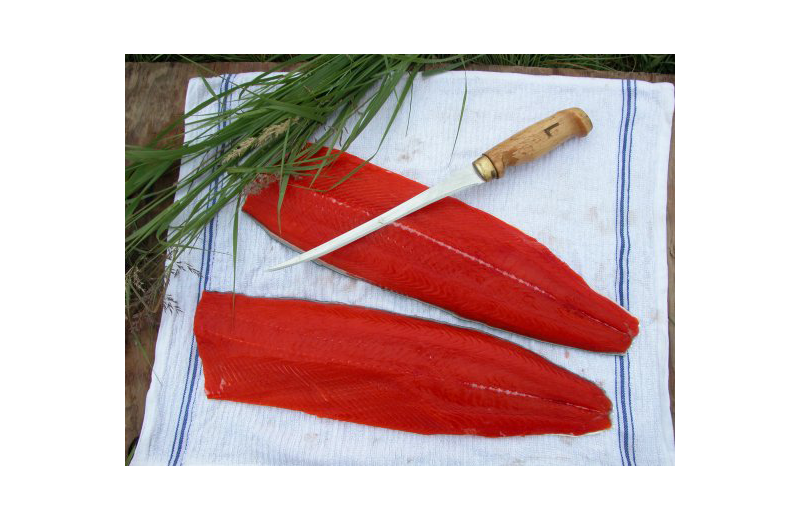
{"left": 195, "top": 292, "right": 613, "bottom": 436}
{"left": 243, "top": 147, "right": 638, "bottom": 353}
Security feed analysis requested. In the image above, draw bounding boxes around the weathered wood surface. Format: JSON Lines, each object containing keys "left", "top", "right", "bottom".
{"left": 125, "top": 61, "right": 675, "bottom": 458}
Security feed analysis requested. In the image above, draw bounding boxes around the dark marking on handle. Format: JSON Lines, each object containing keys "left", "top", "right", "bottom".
{"left": 543, "top": 122, "right": 560, "bottom": 137}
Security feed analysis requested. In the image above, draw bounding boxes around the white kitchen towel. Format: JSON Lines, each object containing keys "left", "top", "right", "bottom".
{"left": 132, "top": 70, "right": 674, "bottom": 466}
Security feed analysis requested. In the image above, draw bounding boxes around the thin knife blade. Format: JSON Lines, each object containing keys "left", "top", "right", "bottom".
{"left": 267, "top": 164, "right": 485, "bottom": 271}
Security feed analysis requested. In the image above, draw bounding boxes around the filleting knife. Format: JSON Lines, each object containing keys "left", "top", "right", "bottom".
{"left": 267, "top": 107, "right": 593, "bottom": 271}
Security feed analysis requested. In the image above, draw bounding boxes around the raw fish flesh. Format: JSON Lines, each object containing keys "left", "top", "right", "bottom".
{"left": 243, "top": 147, "right": 638, "bottom": 353}
{"left": 195, "top": 291, "right": 612, "bottom": 436}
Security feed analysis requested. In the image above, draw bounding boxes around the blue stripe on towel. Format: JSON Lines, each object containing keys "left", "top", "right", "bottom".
{"left": 615, "top": 79, "right": 638, "bottom": 466}
{"left": 167, "top": 211, "right": 209, "bottom": 465}
{"left": 168, "top": 74, "right": 231, "bottom": 465}
{"left": 626, "top": 80, "right": 638, "bottom": 465}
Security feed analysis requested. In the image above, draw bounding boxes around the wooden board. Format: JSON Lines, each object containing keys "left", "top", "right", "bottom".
{"left": 125, "top": 61, "right": 675, "bottom": 459}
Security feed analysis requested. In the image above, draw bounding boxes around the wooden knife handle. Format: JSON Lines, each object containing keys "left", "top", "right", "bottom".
{"left": 472, "top": 108, "right": 593, "bottom": 181}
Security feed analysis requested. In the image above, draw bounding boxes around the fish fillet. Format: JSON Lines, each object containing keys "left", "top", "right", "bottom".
{"left": 243, "top": 147, "right": 638, "bottom": 353}
{"left": 195, "top": 291, "right": 613, "bottom": 436}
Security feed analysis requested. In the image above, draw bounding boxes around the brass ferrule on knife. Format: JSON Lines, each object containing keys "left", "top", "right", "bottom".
{"left": 472, "top": 155, "right": 499, "bottom": 182}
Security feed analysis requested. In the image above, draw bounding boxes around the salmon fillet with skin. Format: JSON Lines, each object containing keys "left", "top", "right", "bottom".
{"left": 242, "top": 147, "right": 638, "bottom": 353}
{"left": 195, "top": 291, "right": 613, "bottom": 437}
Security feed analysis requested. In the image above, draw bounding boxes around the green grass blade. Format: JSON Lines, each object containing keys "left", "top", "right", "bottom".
{"left": 231, "top": 192, "right": 241, "bottom": 312}
{"left": 275, "top": 120, "right": 292, "bottom": 233}
{"left": 450, "top": 62, "right": 468, "bottom": 162}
